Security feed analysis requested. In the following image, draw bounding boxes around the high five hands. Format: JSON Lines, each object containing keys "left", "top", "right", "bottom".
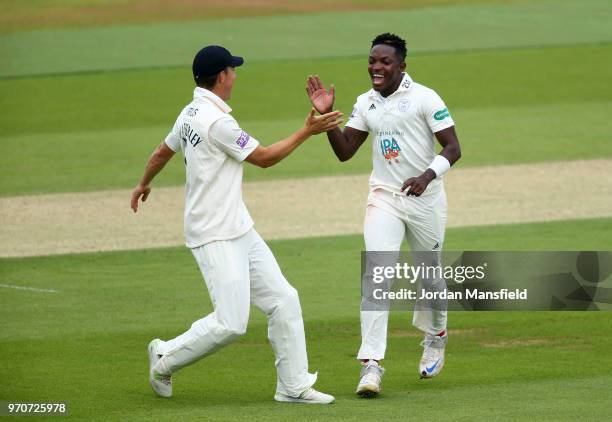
{"left": 306, "top": 75, "right": 335, "bottom": 114}
{"left": 304, "top": 108, "right": 343, "bottom": 135}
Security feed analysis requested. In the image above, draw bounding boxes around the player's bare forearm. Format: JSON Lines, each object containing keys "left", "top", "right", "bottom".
{"left": 402, "top": 127, "right": 461, "bottom": 196}
{"left": 327, "top": 126, "right": 369, "bottom": 162}
{"left": 246, "top": 109, "right": 342, "bottom": 168}
{"left": 248, "top": 128, "right": 310, "bottom": 168}
{"left": 434, "top": 126, "right": 461, "bottom": 165}
{"left": 138, "top": 143, "right": 175, "bottom": 186}
{"left": 326, "top": 127, "right": 349, "bottom": 161}
{"left": 131, "top": 142, "right": 175, "bottom": 212}
{"left": 439, "top": 142, "right": 461, "bottom": 165}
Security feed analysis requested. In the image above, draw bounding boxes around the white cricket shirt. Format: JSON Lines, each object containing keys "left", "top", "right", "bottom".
{"left": 164, "top": 87, "right": 259, "bottom": 248}
{"left": 346, "top": 73, "right": 454, "bottom": 197}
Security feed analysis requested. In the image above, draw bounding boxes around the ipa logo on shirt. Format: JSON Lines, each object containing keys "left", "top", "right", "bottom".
{"left": 380, "top": 138, "right": 401, "bottom": 163}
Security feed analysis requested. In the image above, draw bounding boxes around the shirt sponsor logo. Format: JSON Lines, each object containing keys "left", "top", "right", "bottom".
{"left": 377, "top": 130, "right": 404, "bottom": 137}
{"left": 236, "top": 131, "right": 251, "bottom": 149}
{"left": 368, "top": 103, "right": 377, "bottom": 111}
{"left": 434, "top": 108, "right": 450, "bottom": 121}
{"left": 398, "top": 99, "right": 411, "bottom": 113}
{"left": 380, "top": 137, "right": 401, "bottom": 162}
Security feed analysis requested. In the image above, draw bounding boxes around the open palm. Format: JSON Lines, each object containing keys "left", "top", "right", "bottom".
{"left": 306, "top": 75, "right": 335, "bottom": 114}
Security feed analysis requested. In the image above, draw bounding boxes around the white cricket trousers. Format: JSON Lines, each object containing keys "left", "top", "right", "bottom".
{"left": 155, "top": 228, "right": 316, "bottom": 396}
{"left": 358, "top": 188, "right": 448, "bottom": 361}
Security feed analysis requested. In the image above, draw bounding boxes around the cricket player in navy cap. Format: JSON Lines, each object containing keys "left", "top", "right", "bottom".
{"left": 131, "top": 45, "right": 342, "bottom": 404}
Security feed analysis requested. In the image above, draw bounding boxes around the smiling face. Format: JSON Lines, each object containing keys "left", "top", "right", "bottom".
{"left": 368, "top": 44, "right": 406, "bottom": 97}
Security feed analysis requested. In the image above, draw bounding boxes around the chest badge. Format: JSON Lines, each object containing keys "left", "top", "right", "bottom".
{"left": 398, "top": 99, "right": 411, "bottom": 113}
{"left": 380, "top": 137, "right": 401, "bottom": 164}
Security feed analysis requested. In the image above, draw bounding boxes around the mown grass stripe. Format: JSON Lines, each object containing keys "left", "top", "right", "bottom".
{"left": 2, "top": 98, "right": 610, "bottom": 196}
{"left": 2, "top": 40, "right": 610, "bottom": 81}
{"left": 2, "top": 0, "right": 610, "bottom": 77}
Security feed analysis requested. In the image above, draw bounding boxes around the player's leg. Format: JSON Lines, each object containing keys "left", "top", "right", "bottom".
{"left": 405, "top": 190, "right": 448, "bottom": 378}
{"left": 246, "top": 229, "right": 334, "bottom": 404}
{"left": 357, "top": 202, "right": 406, "bottom": 396}
{"left": 148, "top": 234, "right": 251, "bottom": 396}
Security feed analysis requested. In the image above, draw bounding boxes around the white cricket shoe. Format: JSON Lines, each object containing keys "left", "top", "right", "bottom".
{"left": 148, "top": 339, "right": 172, "bottom": 397}
{"left": 274, "top": 388, "right": 335, "bottom": 404}
{"left": 356, "top": 360, "right": 385, "bottom": 397}
{"left": 419, "top": 332, "right": 447, "bottom": 378}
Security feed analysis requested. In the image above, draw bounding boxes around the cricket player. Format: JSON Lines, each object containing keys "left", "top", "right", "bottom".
{"left": 131, "top": 45, "right": 342, "bottom": 404}
{"left": 306, "top": 33, "right": 461, "bottom": 396}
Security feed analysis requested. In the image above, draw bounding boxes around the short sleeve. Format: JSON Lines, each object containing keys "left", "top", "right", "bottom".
{"left": 345, "top": 100, "right": 369, "bottom": 132}
{"left": 164, "top": 118, "right": 181, "bottom": 152}
{"left": 422, "top": 90, "right": 455, "bottom": 133}
{"left": 209, "top": 117, "right": 260, "bottom": 162}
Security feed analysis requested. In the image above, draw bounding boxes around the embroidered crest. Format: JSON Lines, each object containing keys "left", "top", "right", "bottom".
{"left": 398, "top": 99, "right": 411, "bottom": 113}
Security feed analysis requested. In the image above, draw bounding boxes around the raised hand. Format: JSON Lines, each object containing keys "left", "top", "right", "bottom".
{"left": 306, "top": 75, "right": 335, "bottom": 114}
{"left": 304, "top": 108, "right": 343, "bottom": 135}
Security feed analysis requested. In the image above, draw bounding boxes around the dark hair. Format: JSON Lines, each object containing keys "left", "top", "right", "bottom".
{"left": 195, "top": 72, "right": 220, "bottom": 88}
{"left": 195, "top": 67, "right": 232, "bottom": 88}
{"left": 371, "top": 33, "right": 407, "bottom": 62}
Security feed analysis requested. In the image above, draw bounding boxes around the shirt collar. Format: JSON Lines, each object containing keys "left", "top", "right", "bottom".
{"left": 368, "top": 72, "right": 413, "bottom": 100}
{"left": 193, "top": 87, "right": 232, "bottom": 113}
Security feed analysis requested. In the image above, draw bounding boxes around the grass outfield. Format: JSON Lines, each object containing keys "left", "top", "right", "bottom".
{"left": 1, "top": 218, "right": 611, "bottom": 420}
{"left": 1, "top": 0, "right": 611, "bottom": 196}
{"left": 1, "top": 43, "right": 611, "bottom": 196}
{"left": 0, "top": 0, "right": 534, "bottom": 34}
{"left": 2, "top": 0, "right": 610, "bottom": 77}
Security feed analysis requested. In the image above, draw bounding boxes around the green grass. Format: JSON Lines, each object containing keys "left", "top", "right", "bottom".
{"left": 1, "top": 218, "right": 612, "bottom": 420}
{"left": 1, "top": 1, "right": 611, "bottom": 197}
{"left": 0, "top": 0, "right": 526, "bottom": 34}
{"left": 4, "top": 44, "right": 611, "bottom": 137}
{"left": 1, "top": 44, "right": 611, "bottom": 196}
{"left": 1, "top": 0, "right": 610, "bottom": 77}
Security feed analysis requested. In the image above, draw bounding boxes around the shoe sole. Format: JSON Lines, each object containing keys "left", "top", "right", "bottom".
{"left": 356, "top": 384, "right": 380, "bottom": 398}
{"left": 274, "top": 394, "right": 335, "bottom": 404}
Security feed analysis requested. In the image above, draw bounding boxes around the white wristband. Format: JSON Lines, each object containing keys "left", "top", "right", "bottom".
{"left": 427, "top": 155, "right": 451, "bottom": 178}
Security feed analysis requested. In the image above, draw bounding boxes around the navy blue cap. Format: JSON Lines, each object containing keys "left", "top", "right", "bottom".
{"left": 192, "top": 45, "right": 244, "bottom": 80}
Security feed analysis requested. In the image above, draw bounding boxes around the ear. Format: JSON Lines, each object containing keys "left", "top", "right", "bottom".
{"left": 399, "top": 61, "right": 406, "bottom": 72}
{"left": 217, "top": 71, "right": 226, "bottom": 85}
